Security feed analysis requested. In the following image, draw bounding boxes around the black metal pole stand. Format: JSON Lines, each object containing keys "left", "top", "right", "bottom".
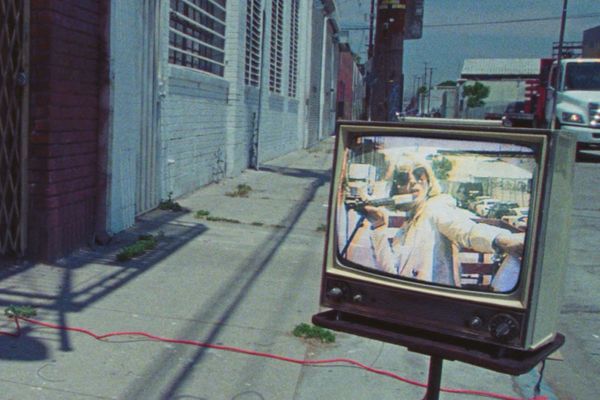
{"left": 423, "top": 356, "right": 444, "bottom": 400}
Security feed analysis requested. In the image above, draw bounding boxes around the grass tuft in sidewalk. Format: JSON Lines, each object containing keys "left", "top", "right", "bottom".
{"left": 5, "top": 305, "right": 37, "bottom": 318}
{"left": 226, "top": 184, "right": 252, "bottom": 198}
{"left": 116, "top": 234, "right": 158, "bottom": 261}
{"left": 292, "top": 323, "right": 335, "bottom": 343}
{"left": 158, "top": 192, "right": 183, "bottom": 211}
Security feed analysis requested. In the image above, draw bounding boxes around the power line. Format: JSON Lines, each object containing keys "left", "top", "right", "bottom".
{"left": 424, "top": 13, "right": 600, "bottom": 28}
{"left": 339, "top": 12, "right": 600, "bottom": 31}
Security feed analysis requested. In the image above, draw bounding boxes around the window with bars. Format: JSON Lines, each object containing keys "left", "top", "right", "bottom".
{"left": 169, "top": 0, "right": 227, "bottom": 76}
{"left": 244, "top": 0, "right": 262, "bottom": 86}
{"left": 287, "top": 0, "right": 299, "bottom": 97}
{"left": 269, "top": 0, "right": 284, "bottom": 93}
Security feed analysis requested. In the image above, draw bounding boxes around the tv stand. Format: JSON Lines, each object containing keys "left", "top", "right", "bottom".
{"left": 312, "top": 310, "right": 564, "bottom": 400}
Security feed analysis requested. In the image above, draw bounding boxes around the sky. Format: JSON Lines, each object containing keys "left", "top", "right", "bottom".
{"left": 335, "top": 0, "right": 600, "bottom": 98}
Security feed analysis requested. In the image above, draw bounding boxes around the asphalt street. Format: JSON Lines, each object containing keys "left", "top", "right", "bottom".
{"left": 0, "top": 137, "right": 599, "bottom": 399}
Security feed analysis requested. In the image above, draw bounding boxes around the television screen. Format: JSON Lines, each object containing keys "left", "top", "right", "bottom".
{"left": 336, "top": 134, "right": 536, "bottom": 293}
{"left": 320, "top": 121, "right": 575, "bottom": 350}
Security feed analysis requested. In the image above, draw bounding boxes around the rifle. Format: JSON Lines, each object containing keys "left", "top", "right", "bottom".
{"left": 345, "top": 194, "right": 414, "bottom": 211}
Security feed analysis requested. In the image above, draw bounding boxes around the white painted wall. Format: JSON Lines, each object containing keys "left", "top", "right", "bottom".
{"left": 106, "top": 0, "right": 144, "bottom": 234}
{"left": 105, "top": 0, "right": 340, "bottom": 234}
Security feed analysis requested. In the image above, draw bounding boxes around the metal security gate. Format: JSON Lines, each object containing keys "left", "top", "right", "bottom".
{"left": 0, "top": 0, "right": 29, "bottom": 256}
{"left": 136, "top": 0, "right": 161, "bottom": 214}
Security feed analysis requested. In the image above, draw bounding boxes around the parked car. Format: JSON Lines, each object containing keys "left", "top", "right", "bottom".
{"left": 501, "top": 101, "right": 534, "bottom": 127}
{"left": 475, "top": 198, "right": 500, "bottom": 217}
{"left": 468, "top": 195, "right": 491, "bottom": 212}
{"left": 513, "top": 215, "right": 528, "bottom": 231}
{"left": 501, "top": 207, "right": 529, "bottom": 228}
{"left": 455, "top": 182, "right": 484, "bottom": 209}
{"left": 488, "top": 201, "right": 520, "bottom": 219}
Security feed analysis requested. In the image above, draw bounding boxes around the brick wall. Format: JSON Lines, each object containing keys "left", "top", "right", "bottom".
{"left": 28, "top": 0, "right": 106, "bottom": 258}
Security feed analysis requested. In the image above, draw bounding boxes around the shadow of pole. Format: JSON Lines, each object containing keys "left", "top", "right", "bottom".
{"left": 123, "top": 166, "right": 330, "bottom": 399}
{"left": 0, "top": 211, "right": 209, "bottom": 356}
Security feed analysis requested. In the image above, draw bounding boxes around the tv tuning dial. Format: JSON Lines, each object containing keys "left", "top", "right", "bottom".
{"left": 327, "top": 287, "right": 344, "bottom": 301}
{"left": 489, "top": 314, "right": 519, "bottom": 342}
{"left": 352, "top": 293, "right": 363, "bottom": 303}
{"left": 469, "top": 316, "right": 484, "bottom": 329}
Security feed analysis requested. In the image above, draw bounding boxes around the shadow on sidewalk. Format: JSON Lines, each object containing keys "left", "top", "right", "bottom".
{"left": 122, "top": 162, "right": 331, "bottom": 399}
{"left": 0, "top": 210, "right": 208, "bottom": 356}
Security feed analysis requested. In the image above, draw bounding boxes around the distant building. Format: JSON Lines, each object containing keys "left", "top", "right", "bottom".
{"left": 429, "top": 85, "right": 459, "bottom": 118}
{"left": 459, "top": 58, "right": 541, "bottom": 119}
{"left": 336, "top": 42, "right": 365, "bottom": 120}
{"left": 583, "top": 25, "right": 600, "bottom": 58}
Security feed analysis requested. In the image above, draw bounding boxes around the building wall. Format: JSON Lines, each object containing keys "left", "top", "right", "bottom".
{"left": 105, "top": 0, "right": 334, "bottom": 234}
{"left": 24, "top": 0, "right": 343, "bottom": 259}
{"left": 106, "top": 0, "right": 144, "bottom": 234}
{"left": 583, "top": 25, "right": 600, "bottom": 58}
{"left": 337, "top": 50, "right": 354, "bottom": 120}
{"left": 306, "top": 3, "right": 325, "bottom": 147}
{"left": 460, "top": 80, "right": 528, "bottom": 119}
{"left": 160, "top": 67, "right": 229, "bottom": 199}
{"left": 320, "top": 19, "right": 338, "bottom": 138}
{"left": 28, "top": 0, "right": 106, "bottom": 258}
{"left": 352, "top": 62, "right": 365, "bottom": 119}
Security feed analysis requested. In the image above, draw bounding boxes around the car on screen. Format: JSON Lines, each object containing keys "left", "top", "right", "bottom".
{"left": 488, "top": 201, "right": 520, "bottom": 219}
{"left": 501, "top": 207, "right": 529, "bottom": 228}
{"left": 475, "top": 198, "right": 500, "bottom": 217}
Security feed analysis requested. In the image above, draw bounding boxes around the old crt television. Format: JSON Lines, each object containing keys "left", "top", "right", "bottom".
{"left": 319, "top": 120, "right": 575, "bottom": 350}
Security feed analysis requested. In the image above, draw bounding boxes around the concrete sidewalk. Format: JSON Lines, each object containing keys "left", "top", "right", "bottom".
{"left": 0, "top": 138, "right": 566, "bottom": 399}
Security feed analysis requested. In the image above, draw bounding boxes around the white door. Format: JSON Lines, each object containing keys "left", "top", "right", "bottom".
{"left": 136, "top": 0, "right": 162, "bottom": 215}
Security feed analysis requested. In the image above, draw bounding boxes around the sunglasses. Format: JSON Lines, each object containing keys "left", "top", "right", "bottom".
{"left": 395, "top": 167, "right": 428, "bottom": 186}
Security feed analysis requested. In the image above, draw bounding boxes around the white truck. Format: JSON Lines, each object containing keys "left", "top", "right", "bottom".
{"left": 544, "top": 58, "right": 600, "bottom": 143}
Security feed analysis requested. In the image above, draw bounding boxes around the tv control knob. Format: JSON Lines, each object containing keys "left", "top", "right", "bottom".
{"left": 489, "top": 314, "right": 519, "bottom": 342}
{"left": 469, "top": 316, "right": 483, "bottom": 329}
{"left": 327, "top": 287, "right": 344, "bottom": 301}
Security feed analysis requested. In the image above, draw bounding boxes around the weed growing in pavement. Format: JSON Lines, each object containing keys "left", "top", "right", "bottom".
{"left": 206, "top": 216, "right": 241, "bottom": 224}
{"left": 159, "top": 192, "right": 183, "bottom": 211}
{"left": 195, "top": 209, "right": 210, "bottom": 219}
{"left": 5, "top": 305, "right": 37, "bottom": 318}
{"left": 316, "top": 224, "right": 327, "bottom": 232}
{"left": 195, "top": 210, "right": 241, "bottom": 224}
{"left": 226, "top": 184, "right": 252, "bottom": 197}
{"left": 292, "top": 323, "right": 335, "bottom": 343}
{"left": 116, "top": 234, "right": 158, "bottom": 261}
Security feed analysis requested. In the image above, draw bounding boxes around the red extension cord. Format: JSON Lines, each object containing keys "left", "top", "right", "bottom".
{"left": 1, "top": 317, "right": 547, "bottom": 400}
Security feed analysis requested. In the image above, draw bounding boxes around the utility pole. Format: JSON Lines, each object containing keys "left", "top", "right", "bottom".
{"left": 414, "top": 75, "right": 421, "bottom": 114}
{"left": 368, "top": 0, "right": 376, "bottom": 58}
{"left": 364, "top": 0, "right": 376, "bottom": 120}
{"left": 551, "top": 0, "right": 568, "bottom": 129}
{"left": 421, "top": 61, "right": 427, "bottom": 116}
{"left": 370, "top": 0, "right": 406, "bottom": 121}
{"left": 427, "top": 66, "right": 434, "bottom": 115}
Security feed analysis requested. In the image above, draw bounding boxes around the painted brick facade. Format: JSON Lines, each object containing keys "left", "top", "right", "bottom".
{"left": 28, "top": 0, "right": 107, "bottom": 258}
{"left": 18, "top": 0, "right": 346, "bottom": 259}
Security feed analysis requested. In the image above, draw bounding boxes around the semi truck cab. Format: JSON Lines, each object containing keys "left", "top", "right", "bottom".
{"left": 545, "top": 58, "right": 600, "bottom": 143}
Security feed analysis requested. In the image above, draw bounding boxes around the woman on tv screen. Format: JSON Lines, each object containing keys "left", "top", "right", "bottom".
{"left": 337, "top": 136, "right": 532, "bottom": 292}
